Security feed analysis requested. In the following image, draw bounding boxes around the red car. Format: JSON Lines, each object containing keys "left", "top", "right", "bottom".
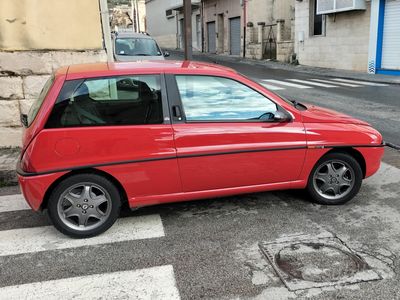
{"left": 17, "top": 61, "right": 384, "bottom": 238}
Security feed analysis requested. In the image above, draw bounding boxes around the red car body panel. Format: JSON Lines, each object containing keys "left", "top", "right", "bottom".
{"left": 17, "top": 61, "right": 384, "bottom": 211}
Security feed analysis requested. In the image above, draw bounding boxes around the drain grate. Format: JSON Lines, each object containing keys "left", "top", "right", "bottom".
{"left": 259, "top": 233, "right": 382, "bottom": 291}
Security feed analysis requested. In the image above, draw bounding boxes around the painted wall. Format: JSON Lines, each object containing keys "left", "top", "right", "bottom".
{"left": 203, "top": 0, "right": 242, "bottom": 55}
{"left": 145, "top": 0, "right": 179, "bottom": 48}
{"left": 295, "top": 0, "right": 371, "bottom": 71}
{"left": 0, "top": 0, "right": 103, "bottom": 50}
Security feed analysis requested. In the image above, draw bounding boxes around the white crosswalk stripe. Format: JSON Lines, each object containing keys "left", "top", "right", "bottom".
{"left": 311, "top": 78, "right": 361, "bottom": 87}
{"left": 0, "top": 194, "right": 30, "bottom": 212}
{"left": 0, "top": 265, "right": 181, "bottom": 300}
{"left": 259, "top": 82, "right": 285, "bottom": 91}
{"left": 262, "top": 79, "right": 312, "bottom": 89}
{"left": 0, "top": 214, "right": 165, "bottom": 257}
{"left": 333, "top": 78, "right": 389, "bottom": 86}
{"left": 256, "top": 77, "right": 389, "bottom": 91}
{"left": 0, "top": 192, "right": 180, "bottom": 298}
{"left": 288, "top": 79, "right": 338, "bottom": 88}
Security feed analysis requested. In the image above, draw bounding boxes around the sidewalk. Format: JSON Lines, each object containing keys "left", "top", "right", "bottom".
{"left": 167, "top": 49, "right": 400, "bottom": 85}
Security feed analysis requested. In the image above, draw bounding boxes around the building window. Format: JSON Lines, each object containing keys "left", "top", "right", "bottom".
{"left": 311, "top": 0, "right": 325, "bottom": 36}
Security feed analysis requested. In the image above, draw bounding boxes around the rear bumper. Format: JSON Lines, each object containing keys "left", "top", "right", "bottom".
{"left": 17, "top": 166, "right": 66, "bottom": 211}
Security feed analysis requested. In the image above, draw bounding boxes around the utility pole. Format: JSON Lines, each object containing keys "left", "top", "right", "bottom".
{"left": 183, "top": 0, "right": 193, "bottom": 60}
{"left": 99, "top": 0, "right": 114, "bottom": 62}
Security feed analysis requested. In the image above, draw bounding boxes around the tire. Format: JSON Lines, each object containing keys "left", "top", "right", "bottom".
{"left": 307, "top": 152, "right": 363, "bottom": 205}
{"left": 47, "top": 173, "right": 121, "bottom": 238}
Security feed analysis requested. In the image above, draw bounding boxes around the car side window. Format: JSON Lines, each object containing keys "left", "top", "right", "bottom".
{"left": 46, "top": 75, "right": 163, "bottom": 128}
{"left": 175, "top": 75, "right": 277, "bottom": 122}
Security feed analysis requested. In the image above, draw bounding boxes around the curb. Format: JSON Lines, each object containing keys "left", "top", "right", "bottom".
{"left": 166, "top": 49, "right": 400, "bottom": 85}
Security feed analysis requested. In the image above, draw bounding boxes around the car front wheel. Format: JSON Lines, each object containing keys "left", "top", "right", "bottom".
{"left": 307, "top": 152, "right": 363, "bottom": 205}
{"left": 47, "top": 174, "right": 121, "bottom": 238}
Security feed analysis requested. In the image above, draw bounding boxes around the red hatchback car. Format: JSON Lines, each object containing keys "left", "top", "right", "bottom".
{"left": 17, "top": 61, "right": 384, "bottom": 238}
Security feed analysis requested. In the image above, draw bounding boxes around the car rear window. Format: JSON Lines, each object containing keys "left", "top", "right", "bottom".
{"left": 27, "top": 75, "right": 55, "bottom": 127}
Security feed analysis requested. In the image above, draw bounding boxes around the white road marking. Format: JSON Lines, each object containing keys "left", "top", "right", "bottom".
{"left": 0, "top": 194, "right": 30, "bottom": 213}
{"left": 259, "top": 82, "right": 285, "bottom": 91}
{"left": 311, "top": 79, "right": 361, "bottom": 87}
{"left": 0, "top": 265, "right": 180, "bottom": 300}
{"left": 288, "top": 79, "right": 338, "bottom": 88}
{"left": 0, "top": 214, "right": 165, "bottom": 257}
{"left": 333, "top": 78, "right": 389, "bottom": 86}
{"left": 262, "top": 79, "right": 312, "bottom": 89}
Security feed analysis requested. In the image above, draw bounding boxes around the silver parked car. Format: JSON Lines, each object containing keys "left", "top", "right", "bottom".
{"left": 112, "top": 32, "right": 169, "bottom": 62}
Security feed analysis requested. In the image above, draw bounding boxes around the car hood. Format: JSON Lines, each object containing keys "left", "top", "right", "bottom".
{"left": 301, "top": 104, "right": 370, "bottom": 126}
{"left": 114, "top": 55, "right": 165, "bottom": 62}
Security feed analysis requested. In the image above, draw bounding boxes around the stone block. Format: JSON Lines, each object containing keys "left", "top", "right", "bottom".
{"left": 0, "top": 51, "right": 53, "bottom": 75}
{"left": 0, "top": 76, "right": 23, "bottom": 99}
{"left": 23, "top": 75, "right": 51, "bottom": 99}
{"left": 0, "top": 126, "right": 22, "bottom": 147}
{"left": 0, "top": 100, "right": 20, "bottom": 127}
{"left": 19, "top": 99, "right": 35, "bottom": 115}
{"left": 0, "top": 50, "right": 107, "bottom": 76}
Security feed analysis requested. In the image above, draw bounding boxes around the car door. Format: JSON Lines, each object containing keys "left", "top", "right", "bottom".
{"left": 166, "top": 74, "right": 307, "bottom": 192}
{"left": 42, "top": 74, "right": 182, "bottom": 200}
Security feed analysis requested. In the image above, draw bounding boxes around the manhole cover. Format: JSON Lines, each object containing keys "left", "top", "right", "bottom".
{"left": 259, "top": 233, "right": 381, "bottom": 291}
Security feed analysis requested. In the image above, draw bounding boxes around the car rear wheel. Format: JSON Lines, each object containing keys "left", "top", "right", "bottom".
{"left": 307, "top": 153, "right": 363, "bottom": 205}
{"left": 47, "top": 174, "right": 121, "bottom": 238}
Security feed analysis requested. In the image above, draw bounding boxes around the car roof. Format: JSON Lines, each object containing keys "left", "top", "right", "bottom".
{"left": 63, "top": 61, "right": 238, "bottom": 80}
{"left": 114, "top": 32, "right": 153, "bottom": 39}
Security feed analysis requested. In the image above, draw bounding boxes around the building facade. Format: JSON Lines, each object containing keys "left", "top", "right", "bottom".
{"left": 0, "top": 0, "right": 108, "bottom": 147}
{"left": 368, "top": 0, "right": 400, "bottom": 75}
{"left": 202, "top": 0, "right": 243, "bottom": 55}
{"left": 245, "top": 0, "right": 295, "bottom": 62}
{"left": 295, "top": 0, "right": 400, "bottom": 74}
{"left": 145, "top": 0, "right": 202, "bottom": 50}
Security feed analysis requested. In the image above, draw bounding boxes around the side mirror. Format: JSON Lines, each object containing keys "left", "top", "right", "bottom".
{"left": 273, "top": 111, "right": 292, "bottom": 123}
{"left": 163, "top": 51, "right": 170, "bottom": 57}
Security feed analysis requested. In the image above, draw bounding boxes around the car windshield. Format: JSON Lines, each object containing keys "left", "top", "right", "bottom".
{"left": 115, "top": 38, "right": 162, "bottom": 56}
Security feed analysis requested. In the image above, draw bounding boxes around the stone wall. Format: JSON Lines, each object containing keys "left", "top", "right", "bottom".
{"left": 0, "top": 50, "right": 107, "bottom": 147}
{"left": 295, "top": 0, "right": 371, "bottom": 71}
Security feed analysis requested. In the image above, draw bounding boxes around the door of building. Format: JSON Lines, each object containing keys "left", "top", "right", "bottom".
{"left": 229, "top": 17, "right": 241, "bottom": 55}
{"left": 207, "top": 21, "right": 216, "bottom": 53}
{"left": 381, "top": 0, "right": 400, "bottom": 70}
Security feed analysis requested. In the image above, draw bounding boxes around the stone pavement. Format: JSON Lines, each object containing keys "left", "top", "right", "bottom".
{"left": 0, "top": 147, "right": 19, "bottom": 186}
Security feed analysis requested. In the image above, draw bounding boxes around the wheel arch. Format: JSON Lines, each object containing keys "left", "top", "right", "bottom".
{"left": 325, "top": 147, "right": 367, "bottom": 178}
{"left": 41, "top": 168, "right": 129, "bottom": 210}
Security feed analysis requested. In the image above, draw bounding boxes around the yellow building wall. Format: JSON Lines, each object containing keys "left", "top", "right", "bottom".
{"left": 0, "top": 0, "right": 103, "bottom": 50}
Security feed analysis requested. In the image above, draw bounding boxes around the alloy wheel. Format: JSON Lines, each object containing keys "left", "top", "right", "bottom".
{"left": 312, "top": 160, "right": 355, "bottom": 200}
{"left": 57, "top": 183, "right": 112, "bottom": 231}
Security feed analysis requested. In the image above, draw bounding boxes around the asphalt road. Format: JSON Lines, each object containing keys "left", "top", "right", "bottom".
{"left": 0, "top": 55, "right": 399, "bottom": 299}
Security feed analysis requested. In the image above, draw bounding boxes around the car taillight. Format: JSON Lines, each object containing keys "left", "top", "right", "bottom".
{"left": 20, "top": 150, "right": 34, "bottom": 173}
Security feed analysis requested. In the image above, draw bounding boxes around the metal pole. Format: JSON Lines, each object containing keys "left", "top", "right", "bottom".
{"left": 135, "top": 0, "right": 140, "bottom": 33}
{"left": 243, "top": 0, "right": 247, "bottom": 58}
{"left": 99, "top": 0, "right": 114, "bottom": 62}
{"left": 183, "top": 0, "right": 193, "bottom": 60}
